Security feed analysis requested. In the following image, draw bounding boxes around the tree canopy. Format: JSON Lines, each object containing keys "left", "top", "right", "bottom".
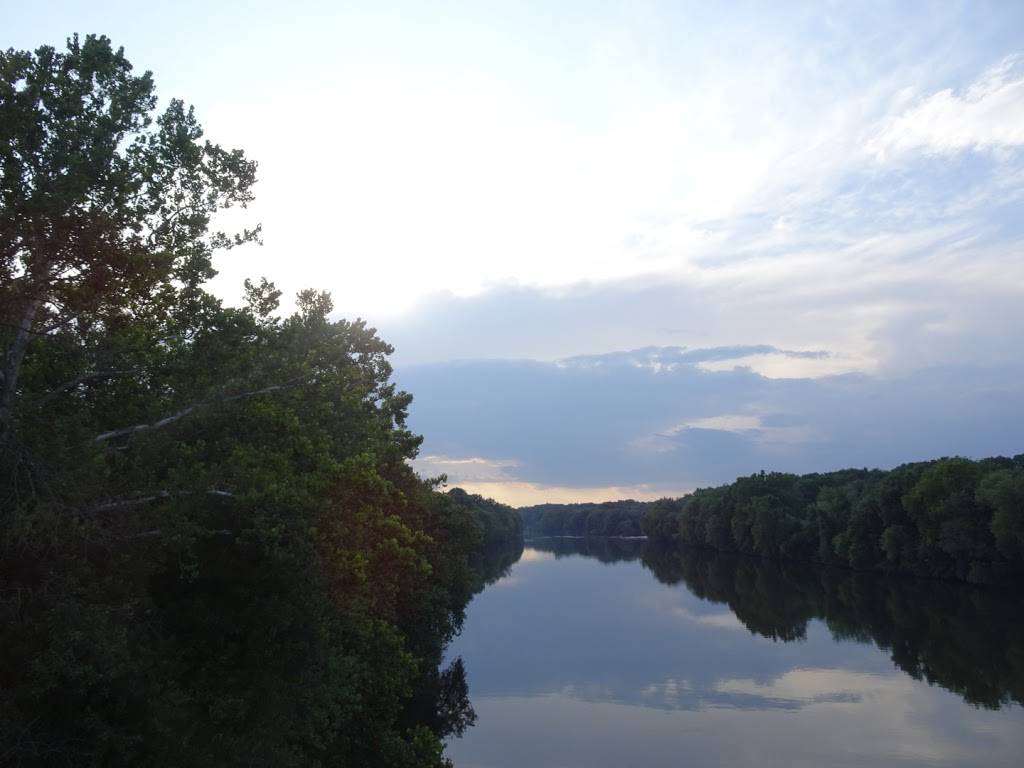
{"left": 0, "top": 36, "right": 522, "bottom": 767}
{"left": 0, "top": 34, "right": 259, "bottom": 444}
{"left": 518, "top": 499, "right": 646, "bottom": 537}
{"left": 641, "top": 456, "right": 1024, "bottom": 586}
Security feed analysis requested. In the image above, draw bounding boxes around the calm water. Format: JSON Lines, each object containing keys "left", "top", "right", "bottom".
{"left": 446, "top": 537, "right": 1024, "bottom": 768}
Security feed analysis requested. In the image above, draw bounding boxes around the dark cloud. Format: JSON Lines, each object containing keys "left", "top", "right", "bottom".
{"left": 377, "top": 261, "right": 1024, "bottom": 378}
{"left": 379, "top": 280, "right": 719, "bottom": 365}
{"left": 397, "top": 349, "right": 1024, "bottom": 490}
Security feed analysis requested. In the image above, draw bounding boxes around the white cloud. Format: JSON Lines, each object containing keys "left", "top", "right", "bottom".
{"left": 868, "top": 57, "right": 1024, "bottom": 159}
{"left": 678, "top": 415, "right": 762, "bottom": 432}
{"left": 640, "top": 593, "right": 747, "bottom": 632}
{"left": 410, "top": 454, "right": 518, "bottom": 483}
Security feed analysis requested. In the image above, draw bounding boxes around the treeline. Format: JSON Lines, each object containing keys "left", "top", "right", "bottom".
{"left": 0, "top": 37, "right": 521, "bottom": 767}
{"left": 450, "top": 487, "right": 524, "bottom": 555}
{"left": 401, "top": 490, "right": 524, "bottom": 747}
{"left": 518, "top": 500, "right": 646, "bottom": 537}
{"left": 644, "top": 547, "right": 1024, "bottom": 710}
{"left": 642, "top": 457, "right": 1024, "bottom": 586}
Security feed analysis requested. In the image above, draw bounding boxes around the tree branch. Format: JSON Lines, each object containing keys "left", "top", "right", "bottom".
{"left": 33, "top": 369, "right": 139, "bottom": 408}
{"left": 84, "top": 488, "right": 235, "bottom": 514}
{"left": 1, "top": 294, "right": 43, "bottom": 438}
{"left": 93, "top": 375, "right": 312, "bottom": 443}
{"left": 130, "top": 528, "right": 235, "bottom": 539}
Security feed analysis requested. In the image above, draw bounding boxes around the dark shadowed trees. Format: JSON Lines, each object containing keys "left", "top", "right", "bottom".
{"left": 0, "top": 36, "right": 521, "bottom": 767}
{"left": 640, "top": 457, "right": 1024, "bottom": 586}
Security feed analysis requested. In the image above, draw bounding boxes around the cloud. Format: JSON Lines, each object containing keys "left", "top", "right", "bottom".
{"left": 868, "top": 57, "right": 1024, "bottom": 159}
{"left": 382, "top": 232, "right": 1024, "bottom": 377}
{"left": 640, "top": 593, "right": 746, "bottom": 632}
{"left": 675, "top": 415, "right": 762, "bottom": 433}
{"left": 561, "top": 346, "right": 830, "bottom": 372}
{"left": 411, "top": 449, "right": 692, "bottom": 504}
{"left": 185, "top": 4, "right": 1024, "bottom": 329}
{"left": 410, "top": 454, "right": 518, "bottom": 483}
{"left": 12, "top": 2, "right": 1018, "bottom": 338}
{"left": 399, "top": 348, "right": 1024, "bottom": 501}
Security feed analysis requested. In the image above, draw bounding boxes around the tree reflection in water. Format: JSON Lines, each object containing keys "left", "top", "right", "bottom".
{"left": 522, "top": 536, "right": 1024, "bottom": 710}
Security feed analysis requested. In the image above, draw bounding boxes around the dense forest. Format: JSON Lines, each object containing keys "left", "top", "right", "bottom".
{"left": 0, "top": 36, "right": 521, "bottom": 766}
{"left": 518, "top": 500, "right": 645, "bottom": 537}
{"left": 641, "top": 457, "right": 1024, "bottom": 586}
{"left": 517, "top": 456, "right": 1024, "bottom": 587}
{"left": 450, "top": 487, "right": 524, "bottom": 554}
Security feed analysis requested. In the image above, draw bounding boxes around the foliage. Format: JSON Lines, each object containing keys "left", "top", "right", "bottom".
{"left": 518, "top": 499, "right": 646, "bottom": 537}
{"left": 0, "top": 34, "right": 259, "bottom": 441}
{"left": 447, "top": 487, "right": 524, "bottom": 555}
{"left": 0, "top": 37, "right": 521, "bottom": 767}
{"left": 641, "top": 458, "right": 1024, "bottom": 586}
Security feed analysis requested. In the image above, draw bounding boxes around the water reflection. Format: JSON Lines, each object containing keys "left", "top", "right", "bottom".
{"left": 447, "top": 538, "right": 1024, "bottom": 768}
{"left": 527, "top": 535, "right": 647, "bottom": 563}
{"left": 642, "top": 546, "right": 1024, "bottom": 710}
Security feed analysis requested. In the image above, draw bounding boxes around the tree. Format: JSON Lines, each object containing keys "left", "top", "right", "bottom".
{"left": 1, "top": 36, "right": 517, "bottom": 766}
{"left": 0, "top": 34, "right": 258, "bottom": 442}
{"left": 642, "top": 457, "right": 1024, "bottom": 585}
{"left": 978, "top": 469, "right": 1024, "bottom": 559}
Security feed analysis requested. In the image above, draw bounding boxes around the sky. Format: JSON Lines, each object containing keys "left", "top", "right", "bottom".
{"left": 6, "top": 1, "right": 1024, "bottom": 504}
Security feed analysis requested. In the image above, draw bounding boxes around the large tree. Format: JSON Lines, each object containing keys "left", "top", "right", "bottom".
{"left": 0, "top": 33, "right": 258, "bottom": 442}
{"left": 0, "top": 35, "right": 507, "bottom": 767}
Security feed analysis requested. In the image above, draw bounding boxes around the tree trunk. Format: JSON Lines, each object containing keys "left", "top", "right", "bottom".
{"left": 0, "top": 294, "right": 42, "bottom": 439}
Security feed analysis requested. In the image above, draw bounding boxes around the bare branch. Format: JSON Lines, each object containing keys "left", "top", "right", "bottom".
{"left": 83, "top": 488, "right": 236, "bottom": 514}
{"left": 93, "top": 375, "right": 312, "bottom": 443}
{"left": 88, "top": 491, "right": 175, "bottom": 512}
{"left": 94, "top": 404, "right": 197, "bottom": 443}
{"left": 131, "top": 528, "right": 234, "bottom": 539}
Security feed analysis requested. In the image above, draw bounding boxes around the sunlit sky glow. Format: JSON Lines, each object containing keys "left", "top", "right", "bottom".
{"left": 8, "top": 1, "right": 1024, "bottom": 504}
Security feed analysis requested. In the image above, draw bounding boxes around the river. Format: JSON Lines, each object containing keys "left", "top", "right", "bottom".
{"left": 446, "top": 537, "right": 1024, "bottom": 767}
